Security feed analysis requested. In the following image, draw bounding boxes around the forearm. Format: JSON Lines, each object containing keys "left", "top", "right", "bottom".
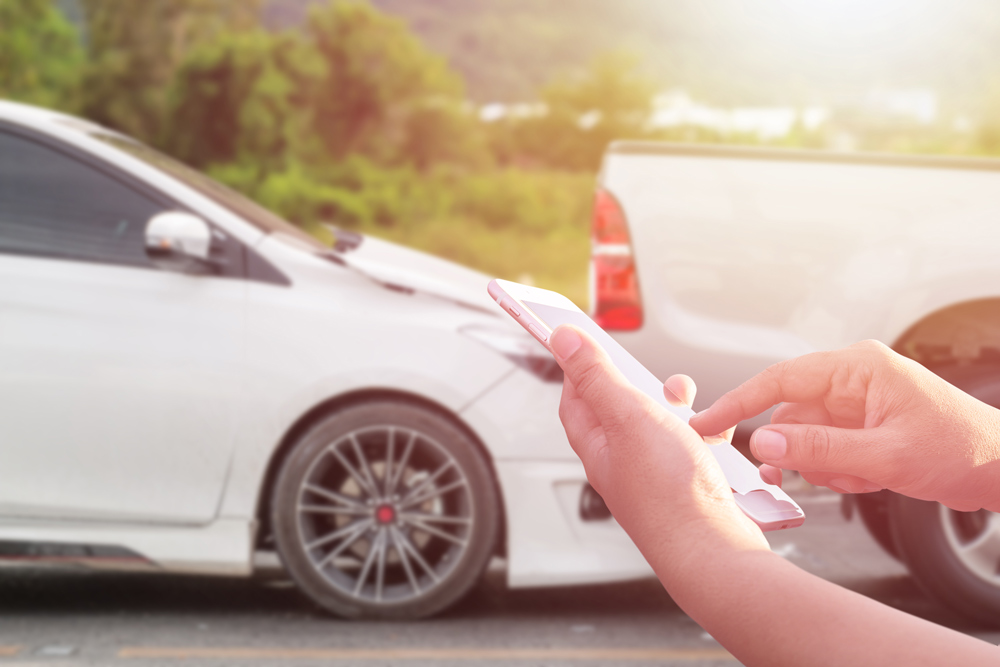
{"left": 650, "top": 540, "right": 998, "bottom": 666}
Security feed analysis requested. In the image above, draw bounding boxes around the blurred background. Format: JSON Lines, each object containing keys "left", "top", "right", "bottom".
{"left": 8, "top": 1, "right": 1000, "bottom": 662}
{"left": 6, "top": 0, "right": 1000, "bottom": 307}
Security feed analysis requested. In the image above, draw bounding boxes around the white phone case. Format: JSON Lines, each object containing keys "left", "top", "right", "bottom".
{"left": 488, "top": 278, "right": 804, "bottom": 531}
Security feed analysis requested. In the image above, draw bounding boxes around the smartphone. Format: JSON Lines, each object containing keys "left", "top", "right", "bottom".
{"left": 488, "top": 278, "right": 804, "bottom": 532}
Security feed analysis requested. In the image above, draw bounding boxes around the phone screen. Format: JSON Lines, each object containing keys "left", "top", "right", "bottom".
{"left": 522, "top": 301, "right": 693, "bottom": 423}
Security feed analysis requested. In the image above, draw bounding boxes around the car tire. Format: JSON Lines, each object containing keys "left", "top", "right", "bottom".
{"left": 889, "top": 494, "right": 1000, "bottom": 624}
{"left": 885, "top": 363, "right": 1000, "bottom": 624}
{"left": 271, "top": 400, "right": 499, "bottom": 619}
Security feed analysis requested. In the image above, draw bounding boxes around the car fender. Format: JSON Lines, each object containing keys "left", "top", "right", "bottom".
{"left": 218, "top": 327, "right": 515, "bottom": 520}
{"left": 790, "top": 226, "right": 1000, "bottom": 351}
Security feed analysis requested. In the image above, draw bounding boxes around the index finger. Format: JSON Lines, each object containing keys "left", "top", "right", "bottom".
{"left": 689, "top": 350, "right": 841, "bottom": 437}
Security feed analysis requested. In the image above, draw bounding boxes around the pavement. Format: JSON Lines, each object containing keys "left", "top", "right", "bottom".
{"left": 0, "top": 484, "right": 997, "bottom": 666}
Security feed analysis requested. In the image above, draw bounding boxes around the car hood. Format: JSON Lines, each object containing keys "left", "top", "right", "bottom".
{"left": 331, "top": 233, "right": 500, "bottom": 316}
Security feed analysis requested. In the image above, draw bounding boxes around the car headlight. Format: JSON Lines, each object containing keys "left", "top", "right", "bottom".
{"left": 461, "top": 325, "right": 563, "bottom": 383}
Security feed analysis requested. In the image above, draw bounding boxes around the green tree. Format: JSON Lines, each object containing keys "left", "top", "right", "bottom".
{"left": 305, "top": 1, "right": 477, "bottom": 166}
{"left": 400, "top": 101, "right": 491, "bottom": 170}
{"left": 0, "top": 0, "right": 83, "bottom": 109}
{"left": 79, "top": 0, "right": 259, "bottom": 142}
{"left": 162, "top": 30, "right": 315, "bottom": 170}
{"left": 501, "top": 50, "right": 657, "bottom": 170}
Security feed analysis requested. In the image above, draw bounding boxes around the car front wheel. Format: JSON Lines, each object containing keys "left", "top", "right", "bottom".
{"left": 271, "top": 400, "right": 499, "bottom": 619}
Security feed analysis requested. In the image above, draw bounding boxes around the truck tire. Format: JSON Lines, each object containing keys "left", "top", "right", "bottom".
{"left": 889, "top": 494, "right": 1000, "bottom": 624}
{"left": 886, "top": 363, "right": 1000, "bottom": 624}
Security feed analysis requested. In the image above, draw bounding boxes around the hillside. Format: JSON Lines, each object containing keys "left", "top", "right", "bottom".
{"left": 262, "top": 0, "right": 1000, "bottom": 109}
{"left": 53, "top": 1, "right": 1000, "bottom": 110}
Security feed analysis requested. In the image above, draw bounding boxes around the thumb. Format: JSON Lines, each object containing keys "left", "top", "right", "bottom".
{"left": 550, "top": 324, "right": 642, "bottom": 425}
{"left": 750, "top": 423, "right": 883, "bottom": 479}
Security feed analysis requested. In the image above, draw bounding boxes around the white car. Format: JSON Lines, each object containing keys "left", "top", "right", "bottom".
{"left": 0, "top": 101, "right": 651, "bottom": 619}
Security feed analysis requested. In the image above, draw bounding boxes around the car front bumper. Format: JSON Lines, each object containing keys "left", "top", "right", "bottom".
{"left": 461, "top": 369, "right": 654, "bottom": 588}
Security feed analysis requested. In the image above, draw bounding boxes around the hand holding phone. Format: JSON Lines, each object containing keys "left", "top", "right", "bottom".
{"left": 488, "top": 278, "right": 804, "bottom": 531}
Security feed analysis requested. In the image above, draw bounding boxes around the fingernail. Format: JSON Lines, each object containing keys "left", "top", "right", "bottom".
{"left": 551, "top": 327, "right": 582, "bottom": 360}
{"left": 860, "top": 482, "right": 883, "bottom": 493}
{"left": 752, "top": 429, "right": 786, "bottom": 461}
{"left": 827, "top": 477, "right": 852, "bottom": 494}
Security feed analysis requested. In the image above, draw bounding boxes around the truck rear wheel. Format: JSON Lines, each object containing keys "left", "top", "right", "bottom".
{"left": 886, "top": 363, "right": 1000, "bottom": 624}
{"left": 889, "top": 494, "right": 1000, "bottom": 624}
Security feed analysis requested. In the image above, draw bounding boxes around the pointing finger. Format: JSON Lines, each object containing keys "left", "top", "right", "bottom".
{"left": 664, "top": 374, "right": 697, "bottom": 408}
{"left": 690, "top": 351, "right": 851, "bottom": 437}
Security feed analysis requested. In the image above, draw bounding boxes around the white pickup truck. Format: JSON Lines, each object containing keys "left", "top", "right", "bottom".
{"left": 595, "top": 141, "right": 1000, "bottom": 623}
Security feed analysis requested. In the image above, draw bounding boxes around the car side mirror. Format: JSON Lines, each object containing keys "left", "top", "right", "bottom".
{"left": 145, "top": 211, "right": 213, "bottom": 270}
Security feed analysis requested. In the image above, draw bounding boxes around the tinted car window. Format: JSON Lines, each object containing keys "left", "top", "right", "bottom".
{"left": 91, "top": 133, "right": 328, "bottom": 250}
{"left": 0, "top": 131, "right": 166, "bottom": 267}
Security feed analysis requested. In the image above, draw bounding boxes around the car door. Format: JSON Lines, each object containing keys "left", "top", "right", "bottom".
{"left": 0, "top": 128, "right": 245, "bottom": 524}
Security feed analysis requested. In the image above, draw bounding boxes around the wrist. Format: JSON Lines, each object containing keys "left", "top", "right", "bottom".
{"left": 633, "top": 500, "right": 771, "bottom": 593}
{"left": 648, "top": 523, "right": 780, "bottom": 634}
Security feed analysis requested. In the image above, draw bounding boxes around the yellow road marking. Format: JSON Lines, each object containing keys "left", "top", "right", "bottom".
{"left": 119, "top": 647, "right": 735, "bottom": 661}
{"left": 0, "top": 646, "right": 20, "bottom": 656}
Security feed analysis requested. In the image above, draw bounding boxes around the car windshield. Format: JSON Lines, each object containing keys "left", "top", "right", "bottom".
{"left": 90, "top": 132, "right": 328, "bottom": 250}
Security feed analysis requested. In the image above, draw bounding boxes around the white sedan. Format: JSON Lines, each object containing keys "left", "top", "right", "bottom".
{"left": 0, "top": 101, "right": 651, "bottom": 618}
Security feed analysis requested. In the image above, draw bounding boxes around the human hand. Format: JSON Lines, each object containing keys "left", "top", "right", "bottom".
{"left": 549, "top": 325, "right": 769, "bottom": 574}
{"left": 690, "top": 340, "right": 1000, "bottom": 512}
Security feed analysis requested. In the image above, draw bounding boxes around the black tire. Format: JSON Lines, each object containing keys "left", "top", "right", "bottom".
{"left": 885, "top": 363, "right": 1000, "bottom": 625}
{"left": 889, "top": 494, "right": 1000, "bottom": 625}
{"left": 855, "top": 490, "right": 901, "bottom": 561}
{"left": 271, "top": 401, "right": 499, "bottom": 619}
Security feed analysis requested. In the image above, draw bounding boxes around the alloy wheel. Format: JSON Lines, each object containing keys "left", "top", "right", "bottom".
{"left": 940, "top": 505, "right": 1000, "bottom": 586}
{"left": 295, "top": 425, "right": 475, "bottom": 605}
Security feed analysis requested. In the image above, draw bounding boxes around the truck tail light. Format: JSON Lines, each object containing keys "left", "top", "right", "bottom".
{"left": 590, "top": 188, "right": 642, "bottom": 330}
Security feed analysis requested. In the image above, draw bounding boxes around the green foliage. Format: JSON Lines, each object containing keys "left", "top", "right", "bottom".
{"left": 254, "top": 167, "right": 371, "bottom": 227}
{"left": 161, "top": 1, "right": 491, "bottom": 174}
{"left": 401, "top": 101, "right": 492, "bottom": 170}
{"left": 205, "top": 155, "right": 592, "bottom": 304}
{"left": 305, "top": 1, "right": 481, "bottom": 167}
{"left": 543, "top": 51, "right": 656, "bottom": 130}
{"left": 451, "top": 168, "right": 592, "bottom": 233}
{"left": 210, "top": 153, "right": 590, "bottom": 235}
{"left": 162, "top": 30, "right": 310, "bottom": 169}
{"left": 365, "top": 0, "right": 670, "bottom": 104}
{"left": 79, "top": 0, "right": 260, "bottom": 142}
{"left": 339, "top": 169, "right": 594, "bottom": 307}
{"left": 488, "top": 51, "right": 657, "bottom": 170}
{"left": 0, "top": 0, "right": 83, "bottom": 109}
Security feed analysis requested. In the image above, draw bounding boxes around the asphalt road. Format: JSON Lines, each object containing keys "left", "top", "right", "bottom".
{"left": 0, "top": 486, "right": 997, "bottom": 667}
